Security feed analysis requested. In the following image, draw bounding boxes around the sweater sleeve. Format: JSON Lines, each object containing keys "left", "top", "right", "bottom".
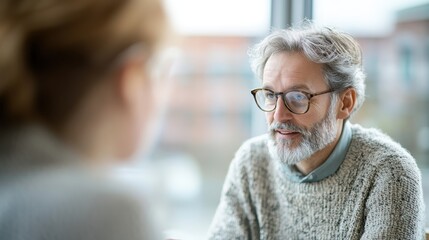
{"left": 362, "top": 164, "right": 425, "bottom": 240}
{"left": 207, "top": 143, "right": 260, "bottom": 240}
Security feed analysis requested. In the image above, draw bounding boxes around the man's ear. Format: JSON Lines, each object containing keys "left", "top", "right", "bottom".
{"left": 337, "top": 88, "right": 356, "bottom": 120}
{"left": 114, "top": 56, "right": 148, "bottom": 109}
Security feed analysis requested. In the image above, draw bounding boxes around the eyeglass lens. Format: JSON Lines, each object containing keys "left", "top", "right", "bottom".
{"left": 254, "top": 89, "right": 309, "bottom": 113}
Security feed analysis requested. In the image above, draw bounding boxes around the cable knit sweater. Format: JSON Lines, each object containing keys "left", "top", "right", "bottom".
{"left": 207, "top": 124, "right": 425, "bottom": 240}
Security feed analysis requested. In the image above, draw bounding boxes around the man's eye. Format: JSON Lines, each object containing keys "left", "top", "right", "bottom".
{"left": 293, "top": 94, "right": 306, "bottom": 102}
{"left": 285, "top": 92, "right": 308, "bottom": 105}
{"left": 265, "top": 92, "right": 275, "bottom": 100}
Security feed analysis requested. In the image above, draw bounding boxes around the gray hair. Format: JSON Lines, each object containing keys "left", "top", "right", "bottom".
{"left": 249, "top": 23, "right": 366, "bottom": 117}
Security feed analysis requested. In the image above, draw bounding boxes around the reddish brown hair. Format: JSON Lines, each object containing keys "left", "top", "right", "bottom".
{"left": 0, "top": 0, "right": 167, "bottom": 127}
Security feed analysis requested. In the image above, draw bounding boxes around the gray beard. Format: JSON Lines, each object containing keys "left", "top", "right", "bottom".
{"left": 267, "top": 102, "right": 338, "bottom": 165}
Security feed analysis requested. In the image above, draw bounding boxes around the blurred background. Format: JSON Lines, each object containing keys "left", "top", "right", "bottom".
{"left": 122, "top": 0, "right": 429, "bottom": 239}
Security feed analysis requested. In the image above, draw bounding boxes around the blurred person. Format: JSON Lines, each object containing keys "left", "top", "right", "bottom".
{"left": 208, "top": 23, "right": 425, "bottom": 239}
{"left": 0, "top": 0, "right": 170, "bottom": 239}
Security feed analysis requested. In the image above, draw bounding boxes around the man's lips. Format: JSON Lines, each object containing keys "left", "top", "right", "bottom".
{"left": 276, "top": 129, "right": 300, "bottom": 135}
{"left": 275, "top": 129, "right": 301, "bottom": 139}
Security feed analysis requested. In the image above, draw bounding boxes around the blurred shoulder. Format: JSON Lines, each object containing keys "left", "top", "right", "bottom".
{"left": 0, "top": 168, "right": 158, "bottom": 239}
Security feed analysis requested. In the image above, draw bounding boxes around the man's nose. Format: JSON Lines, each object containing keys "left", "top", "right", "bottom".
{"left": 273, "top": 97, "right": 293, "bottom": 122}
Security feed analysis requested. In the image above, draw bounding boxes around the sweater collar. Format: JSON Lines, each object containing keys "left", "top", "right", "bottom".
{"left": 283, "top": 121, "right": 353, "bottom": 183}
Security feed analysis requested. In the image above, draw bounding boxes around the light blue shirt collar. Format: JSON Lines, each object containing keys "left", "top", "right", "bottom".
{"left": 283, "top": 121, "right": 353, "bottom": 183}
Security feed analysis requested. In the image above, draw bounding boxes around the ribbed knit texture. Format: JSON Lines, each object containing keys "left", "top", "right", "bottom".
{"left": 208, "top": 124, "right": 425, "bottom": 240}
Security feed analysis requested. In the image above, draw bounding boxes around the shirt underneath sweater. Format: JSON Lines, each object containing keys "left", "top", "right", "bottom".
{"left": 207, "top": 123, "right": 425, "bottom": 240}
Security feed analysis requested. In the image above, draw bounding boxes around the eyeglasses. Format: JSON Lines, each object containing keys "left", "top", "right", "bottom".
{"left": 250, "top": 88, "right": 335, "bottom": 114}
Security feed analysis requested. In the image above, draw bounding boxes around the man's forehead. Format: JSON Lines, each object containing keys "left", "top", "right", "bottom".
{"left": 262, "top": 51, "right": 325, "bottom": 90}
{"left": 262, "top": 82, "right": 312, "bottom": 91}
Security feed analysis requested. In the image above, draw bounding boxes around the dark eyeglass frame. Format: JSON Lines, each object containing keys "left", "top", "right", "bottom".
{"left": 250, "top": 88, "right": 336, "bottom": 114}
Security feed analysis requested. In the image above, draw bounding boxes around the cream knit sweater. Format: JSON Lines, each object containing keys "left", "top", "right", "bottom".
{"left": 208, "top": 124, "right": 425, "bottom": 240}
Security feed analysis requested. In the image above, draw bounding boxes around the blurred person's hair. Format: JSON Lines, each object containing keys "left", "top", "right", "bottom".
{"left": 0, "top": 0, "right": 167, "bottom": 128}
{"left": 249, "top": 22, "right": 366, "bottom": 118}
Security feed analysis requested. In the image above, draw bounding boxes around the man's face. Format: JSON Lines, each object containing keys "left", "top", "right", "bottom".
{"left": 263, "top": 51, "right": 339, "bottom": 165}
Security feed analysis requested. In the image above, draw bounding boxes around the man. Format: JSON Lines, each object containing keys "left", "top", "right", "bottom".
{"left": 207, "top": 24, "right": 425, "bottom": 239}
